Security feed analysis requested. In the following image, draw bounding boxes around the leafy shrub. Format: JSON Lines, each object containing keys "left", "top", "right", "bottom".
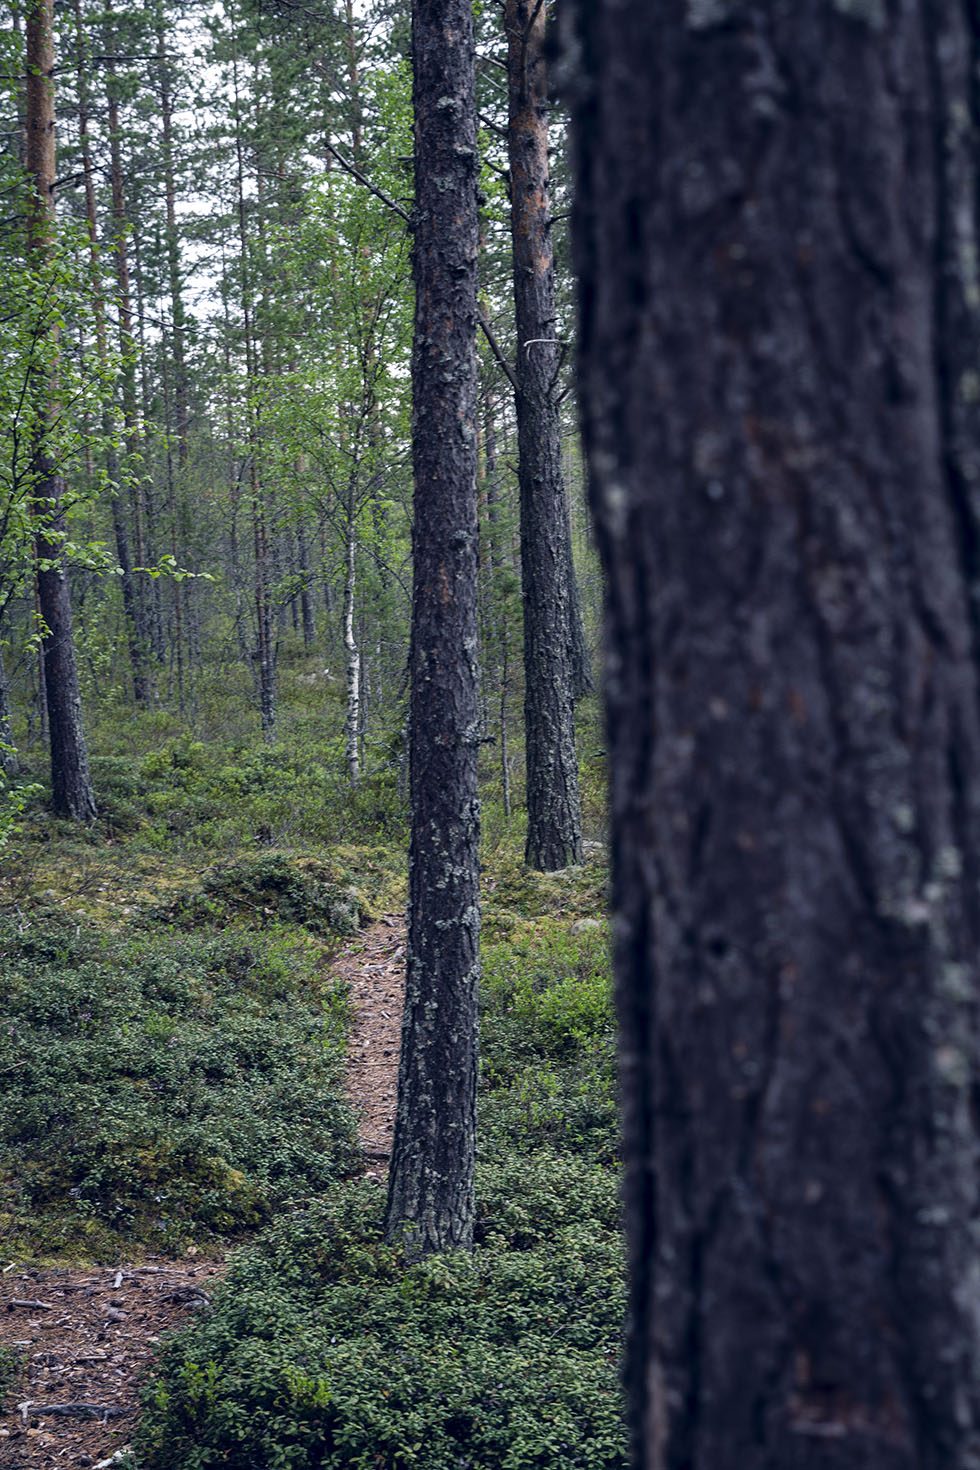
{"left": 0, "top": 916, "right": 358, "bottom": 1255}
{"left": 482, "top": 921, "right": 613, "bottom": 1069}
{"left": 160, "top": 853, "right": 364, "bottom": 937}
{"left": 133, "top": 736, "right": 407, "bottom": 852}
{"left": 0, "top": 1343, "right": 22, "bottom": 1403}
{"left": 138, "top": 1179, "right": 626, "bottom": 1470}
{"left": 138, "top": 906, "right": 626, "bottom": 1470}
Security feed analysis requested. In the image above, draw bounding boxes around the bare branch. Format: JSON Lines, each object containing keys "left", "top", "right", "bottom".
{"left": 478, "top": 307, "right": 519, "bottom": 394}
{"left": 324, "top": 143, "right": 411, "bottom": 225}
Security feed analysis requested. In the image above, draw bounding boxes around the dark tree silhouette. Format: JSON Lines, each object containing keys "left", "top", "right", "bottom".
{"left": 504, "top": 0, "right": 582, "bottom": 872}
{"left": 385, "top": 0, "right": 481, "bottom": 1260}
{"left": 568, "top": 3, "right": 980, "bottom": 1467}
{"left": 26, "top": 0, "right": 97, "bottom": 822}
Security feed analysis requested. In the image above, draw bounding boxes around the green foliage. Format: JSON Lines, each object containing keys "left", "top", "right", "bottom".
{"left": 482, "top": 921, "right": 613, "bottom": 1060}
{"left": 160, "top": 853, "right": 364, "bottom": 937}
{"left": 131, "top": 734, "right": 406, "bottom": 851}
{"left": 139, "top": 1183, "right": 625, "bottom": 1470}
{"left": 0, "top": 916, "right": 358, "bottom": 1257}
{"left": 0, "top": 1343, "right": 22, "bottom": 1404}
{"left": 0, "top": 759, "right": 43, "bottom": 852}
{"left": 136, "top": 908, "right": 626, "bottom": 1470}
{"left": 0, "top": 210, "right": 123, "bottom": 625}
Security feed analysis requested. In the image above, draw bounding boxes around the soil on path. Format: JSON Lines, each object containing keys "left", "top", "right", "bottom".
{"left": 0, "top": 914, "right": 407, "bottom": 1469}
{"left": 0, "top": 1261, "right": 223, "bottom": 1469}
{"left": 336, "top": 911, "right": 406, "bottom": 1182}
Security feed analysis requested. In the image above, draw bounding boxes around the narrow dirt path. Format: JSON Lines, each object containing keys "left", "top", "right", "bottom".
{"left": 0, "top": 915, "right": 406, "bottom": 1468}
{"left": 335, "top": 912, "right": 406, "bottom": 1183}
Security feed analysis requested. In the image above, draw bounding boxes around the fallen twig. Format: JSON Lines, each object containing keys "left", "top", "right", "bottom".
{"left": 19, "top": 1400, "right": 130, "bottom": 1421}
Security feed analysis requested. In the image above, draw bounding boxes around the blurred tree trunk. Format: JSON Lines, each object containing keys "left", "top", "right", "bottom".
{"left": 569, "top": 4, "right": 980, "bottom": 1468}
{"left": 386, "top": 0, "right": 481, "bottom": 1261}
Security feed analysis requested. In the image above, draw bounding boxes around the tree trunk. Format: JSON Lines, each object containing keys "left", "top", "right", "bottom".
{"left": 74, "top": 0, "right": 149, "bottom": 707}
{"left": 343, "top": 495, "right": 361, "bottom": 787}
{"left": 233, "top": 54, "right": 275, "bottom": 741}
{"left": 26, "top": 0, "right": 97, "bottom": 822}
{"left": 563, "top": 482, "right": 592, "bottom": 700}
{"left": 385, "top": 0, "right": 481, "bottom": 1261}
{"left": 0, "top": 644, "right": 17, "bottom": 776}
{"left": 568, "top": 4, "right": 980, "bottom": 1468}
{"left": 105, "top": 47, "right": 158, "bottom": 686}
{"left": 155, "top": 6, "right": 191, "bottom": 472}
{"left": 505, "top": 0, "right": 582, "bottom": 871}
{"left": 297, "top": 519, "right": 315, "bottom": 648}
{"left": 484, "top": 398, "right": 512, "bottom": 819}
{"left": 129, "top": 207, "right": 165, "bottom": 664}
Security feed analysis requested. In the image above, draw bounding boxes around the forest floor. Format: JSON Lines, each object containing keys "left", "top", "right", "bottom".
{"left": 0, "top": 699, "right": 623, "bottom": 1468}
{"left": 0, "top": 915, "right": 408, "bottom": 1470}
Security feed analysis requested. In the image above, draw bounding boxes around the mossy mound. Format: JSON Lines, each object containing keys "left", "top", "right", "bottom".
{"left": 158, "top": 853, "right": 365, "bottom": 938}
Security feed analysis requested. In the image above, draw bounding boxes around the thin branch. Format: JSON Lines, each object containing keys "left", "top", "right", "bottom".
{"left": 479, "top": 307, "right": 519, "bottom": 394}
{"left": 318, "top": 137, "right": 518, "bottom": 398}
{"left": 324, "top": 142, "right": 410, "bottom": 224}
{"left": 525, "top": 0, "right": 546, "bottom": 37}
{"left": 478, "top": 110, "right": 508, "bottom": 140}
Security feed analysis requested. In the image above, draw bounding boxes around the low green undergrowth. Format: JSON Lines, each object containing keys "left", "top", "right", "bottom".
{"left": 0, "top": 915, "right": 358, "bottom": 1259}
{"left": 0, "top": 1343, "right": 22, "bottom": 1403}
{"left": 158, "top": 852, "right": 365, "bottom": 937}
{"left": 136, "top": 904, "right": 626, "bottom": 1470}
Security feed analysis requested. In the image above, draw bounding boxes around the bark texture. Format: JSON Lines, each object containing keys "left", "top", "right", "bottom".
{"left": 385, "top": 0, "right": 480, "bottom": 1260}
{"left": 567, "top": 4, "right": 980, "bottom": 1468}
{"left": 506, "top": 0, "right": 582, "bottom": 871}
{"left": 0, "top": 646, "right": 16, "bottom": 775}
{"left": 343, "top": 490, "right": 361, "bottom": 788}
{"left": 26, "top": 0, "right": 97, "bottom": 823}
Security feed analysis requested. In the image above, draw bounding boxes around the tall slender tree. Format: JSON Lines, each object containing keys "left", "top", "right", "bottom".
{"left": 73, "top": 0, "right": 149, "bottom": 707}
{"left": 569, "top": 3, "right": 980, "bottom": 1467}
{"left": 25, "top": 0, "right": 97, "bottom": 821}
{"left": 385, "top": 0, "right": 481, "bottom": 1260}
{"left": 504, "top": 0, "right": 581, "bottom": 871}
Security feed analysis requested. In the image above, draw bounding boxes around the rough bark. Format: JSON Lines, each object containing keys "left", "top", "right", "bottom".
{"left": 343, "top": 489, "right": 361, "bottom": 787}
{"left": 25, "top": 0, "right": 97, "bottom": 822}
{"left": 505, "top": 0, "right": 582, "bottom": 871}
{"left": 385, "top": 0, "right": 481, "bottom": 1261}
{"left": 297, "top": 519, "right": 316, "bottom": 648}
{"left": 567, "top": 4, "right": 980, "bottom": 1468}
{"left": 233, "top": 56, "right": 276, "bottom": 740}
{"left": 0, "top": 645, "right": 17, "bottom": 775}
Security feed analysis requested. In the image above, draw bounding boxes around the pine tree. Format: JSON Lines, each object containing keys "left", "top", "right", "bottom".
{"left": 504, "top": 0, "right": 582, "bottom": 872}
{"left": 385, "top": 0, "right": 481, "bottom": 1261}
{"left": 25, "top": 0, "right": 97, "bottom": 821}
{"left": 568, "top": 3, "right": 980, "bottom": 1465}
